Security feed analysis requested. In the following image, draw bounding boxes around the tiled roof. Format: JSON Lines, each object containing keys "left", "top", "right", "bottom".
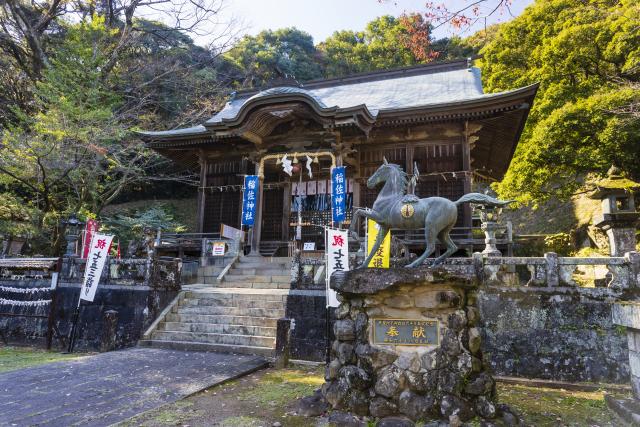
{"left": 139, "top": 61, "right": 535, "bottom": 139}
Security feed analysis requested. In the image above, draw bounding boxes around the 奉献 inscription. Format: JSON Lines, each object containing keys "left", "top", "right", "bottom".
{"left": 372, "top": 318, "right": 439, "bottom": 345}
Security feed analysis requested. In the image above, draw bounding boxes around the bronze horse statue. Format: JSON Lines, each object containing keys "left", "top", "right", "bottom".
{"left": 349, "top": 160, "right": 512, "bottom": 268}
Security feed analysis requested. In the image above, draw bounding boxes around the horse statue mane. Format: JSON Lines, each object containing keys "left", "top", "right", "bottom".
{"left": 379, "top": 158, "right": 420, "bottom": 203}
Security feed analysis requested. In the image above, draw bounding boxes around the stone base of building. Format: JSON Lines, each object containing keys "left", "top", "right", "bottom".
{"left": 305, "top": 267, "right": 523, "bottom": 425}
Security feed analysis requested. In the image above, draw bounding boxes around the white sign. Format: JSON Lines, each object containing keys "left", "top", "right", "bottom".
{"left": 212, "top": 241, "right": 226, "bottom": 256}
{"left": 80, "top": 233, "right": 114, "bottom": 302}
{"left": 298, "top": 181, "right": 307, "bottom": 196}
{"left": 303, "top": 242, "right": 316, "bottom": 251}
{"left": 317, "top": 180, "right": 327, "bottom": 194}
{"left": 325, "top": 228, "right": 349, "bottom": 308}
{"left": 221, "top": 224, "right": 243, "bottom": 241}
{"left": 307, "top": 180, "right": 317, "bottom": 195}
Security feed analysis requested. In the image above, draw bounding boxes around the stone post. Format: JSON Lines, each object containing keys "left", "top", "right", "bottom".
{"left": 608, "top": 302, "right": 640, "bottom": 423}
{"left": 275, "top": 318, "right": 292, "bottom": 369}
{"left": 100, "top": 310, "right": 118, "bottom": 352}
{"left": 626, "top": 252, "right": 640, "bottom": 288}
{"left": 544, "top": 252, "right": 559, "bottom": 287}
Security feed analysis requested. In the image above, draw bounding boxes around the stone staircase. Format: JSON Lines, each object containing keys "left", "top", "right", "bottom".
{"left": 139, "top": 256, "right": 291, "bottom": 356}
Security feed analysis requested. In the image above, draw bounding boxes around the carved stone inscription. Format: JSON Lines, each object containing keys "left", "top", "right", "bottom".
{"left": 372, "top": 318, "right": 439, "bottom": 345}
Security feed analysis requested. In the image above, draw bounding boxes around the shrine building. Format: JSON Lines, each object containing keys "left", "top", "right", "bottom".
{"left": 140, "top": 59, "right": 538, "bottom": 256}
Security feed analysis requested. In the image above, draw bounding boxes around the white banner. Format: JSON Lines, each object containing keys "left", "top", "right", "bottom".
{"left": 325, "top": 228, "right": 349, "bottom": 308}
{"left": 80, "top": 233, "right": 114, "bottom": 302}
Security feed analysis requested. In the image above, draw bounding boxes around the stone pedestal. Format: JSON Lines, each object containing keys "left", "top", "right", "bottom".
{"left": 317, "top": 268, "right": 521, "bottom": 425}
{"left": 607, "top": 302, "right": 640, "bottom": 424}
{"left": 604, "top": 225, "right": 638, "bottom": 257}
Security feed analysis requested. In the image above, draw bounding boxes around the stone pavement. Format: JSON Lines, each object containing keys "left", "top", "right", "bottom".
{"left": 0, "top": 347, "right": 268, "bottom": 427}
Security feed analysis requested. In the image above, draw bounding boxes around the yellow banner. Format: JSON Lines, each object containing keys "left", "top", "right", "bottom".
{"left": 367, "top": 219, "right": 390, "bottom": 268}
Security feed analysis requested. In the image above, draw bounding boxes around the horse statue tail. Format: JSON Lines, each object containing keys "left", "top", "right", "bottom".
{"left": 454, "top": 193, "right": 513, "bottom": 206}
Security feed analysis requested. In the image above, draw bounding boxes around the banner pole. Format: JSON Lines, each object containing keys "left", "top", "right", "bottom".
{"left": 325, "top": 226, "right": 331, "bottom": 364}
{"left": 66, "top": 299, "right": 81, "bottom": 353}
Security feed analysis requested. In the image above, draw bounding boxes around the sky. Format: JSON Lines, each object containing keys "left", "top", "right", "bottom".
{"left": 215, "top": 0, "right": 534, "bottom": 45}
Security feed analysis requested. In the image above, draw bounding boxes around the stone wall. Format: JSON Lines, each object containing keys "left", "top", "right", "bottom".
{"left": 479, "top": 285, "right": 630, "bottom": 383}
{"left": 0, "top": 279, "right": 178, "bottom": 351}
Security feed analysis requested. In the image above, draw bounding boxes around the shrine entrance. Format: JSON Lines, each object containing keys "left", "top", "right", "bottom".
{"left": 255, "top": 151, "right": 352, "bottom": 256}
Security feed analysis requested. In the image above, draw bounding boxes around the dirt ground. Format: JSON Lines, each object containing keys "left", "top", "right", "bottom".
{"left": 0, "top": 347, "right": 626, "bottom": 426}
{"left": 116, "top": 364, "right": 625, "bottom": 427}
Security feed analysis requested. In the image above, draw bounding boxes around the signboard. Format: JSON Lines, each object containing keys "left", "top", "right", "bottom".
{"left": 331, "top": 167, "right": 347, "bottom": 223}
{"left": 326, "top": 228, "right": 349, "bottom": 308}
{"left": 82, "top": 219, "right": 100, "bottom": 259}
{"left": 211, "top": 241, "right": 226, "bottom": 256}
{"left": 221, "top": 224, "right": 243, "bottom": 241}
{"left": 80, "top": 233, "right": 114, "bottom": 302}
{"left": 372, "top": 319, "right": 439, "bottom": 345}
{"left": 317, "top": 180, "right": 327, "bottom": 194}
{"left": 367, "top": 219, "right": 391, "bottom": 268}
{"left": 241, "top": 175, "right": 259, "bottom": 226}
{"left": 303, "top": 242, "right": 316, "bottom": 251}
{"left": 307, "top": 180, "right": 317, "bottom": 195}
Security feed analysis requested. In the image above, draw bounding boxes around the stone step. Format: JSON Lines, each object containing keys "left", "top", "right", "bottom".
{"left": 206, "top": 281, "right": 291, "bottom": 289}
{"left": 159, "top": 321, "right": 276, "bottom": 337}
{"left": 138, "top": 339, "right": 274, "bottom": 357}
{"left": 166, "top": 313, "right": 278, "bottom": 327}
{"left": 180, "top": 297, "right": 284, "bottom": 310}
{"left": 236, "top": 258, "right": 290, "bottom": 267}
{"left": 197, "top": 266, "right": 224, "bottom": 277}
{"left": 232, "top": 268, "right": 290, "bottom": 276}
{"left": 223, "top": 274, "right": 290, "bottom": 283}
{"left": 184, "top": 291, "right": 287, "bottom": 302}
{"left": 151, "top": 330, "right": 275, "bottom": 348}
{"left": 174, "top": 305, "right": 285, "bottom": 318}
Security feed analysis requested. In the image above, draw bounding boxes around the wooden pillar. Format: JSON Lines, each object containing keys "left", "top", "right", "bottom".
{"left": 462, "top": 121, "right": 473, "bottom": 229}
{"left": 282, "top": 182, "right": 291, "bottom": 241}
{"left": 196, "top": 154, "right": 208, "bottom": 233}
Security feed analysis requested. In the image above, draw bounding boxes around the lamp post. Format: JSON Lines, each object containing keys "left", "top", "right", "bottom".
{"left": 588, "top": 165, "right": 640, "bottom": 256}
{"left": 478, "top": 204, "right": 503, "bottom": 257}
{"left": 61, "top": 214, "right": 84, "bottom": 257}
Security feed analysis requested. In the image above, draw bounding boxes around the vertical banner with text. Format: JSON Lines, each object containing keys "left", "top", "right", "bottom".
{"left": 331, "top": 167, "right": 346, "bottom": 223}
{"left": 326, "top": 228, "right": 349, "bottom": 307}
{"left": 366, "top": 219, "right": 390, "bottom": 268}
{"left": 82, "top": 219, "right": 100, "bottom": 259}
{"left": 80, "top": 233, "right": 115, "bottom": 302}
{"left": 241, "top": 175, "right": 259, "bottom": 226}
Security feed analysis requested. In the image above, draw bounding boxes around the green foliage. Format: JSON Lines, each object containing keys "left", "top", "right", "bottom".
{"left": 0, "top": 193, "right": 36, "bottom": 236}
{"left": 225, "top": 28, "right": 324, "bottom": 87}
{"left": 102, "top": 206, "right": 186, "bottom": 244}
{"left": 319, "top": 15, "right": 433, "bottom": 77}
{"left": 543, "top": 232, "right": 573, "bottom": 256}
{"left": 479, "top": 0, "right": 640, "bottom": 203}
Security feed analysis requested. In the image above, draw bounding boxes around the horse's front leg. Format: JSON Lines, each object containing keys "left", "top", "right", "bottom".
{"left": 358, "top": 225, "right": 389, "bottom": 269}
{"left": 349, "top": 208, "right": 384, "bottom": 241}
{"left": 349, "top": 209, "right": 365, "bottom": 241}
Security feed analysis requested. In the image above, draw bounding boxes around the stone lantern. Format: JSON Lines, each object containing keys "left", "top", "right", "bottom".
{"left": 476, "top": 204, "right": 504, "bottom": 257}
{"left": 589, "top": 165, "right": 640, "bottom": 256}
{"left": 61, "top": 213, "right": 85, "bottom": 257}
